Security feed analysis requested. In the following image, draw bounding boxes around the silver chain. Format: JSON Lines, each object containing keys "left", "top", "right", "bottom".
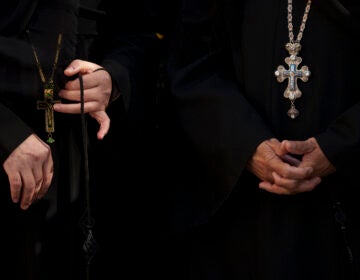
{"left": 287, "top": 0, "right": 312, "bottom": 44}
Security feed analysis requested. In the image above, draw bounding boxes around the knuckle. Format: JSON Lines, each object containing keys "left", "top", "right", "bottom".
{"left": 10, "top": 178, "right": 22, "bottom": 190}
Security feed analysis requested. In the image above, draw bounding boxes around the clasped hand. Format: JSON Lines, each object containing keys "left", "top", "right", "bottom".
{"left": 247, "top": 137, "right": 336, "bottom": 195}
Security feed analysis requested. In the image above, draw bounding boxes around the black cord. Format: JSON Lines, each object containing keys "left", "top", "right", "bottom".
{"left": 333, "top": 201, "right": 353, "bottom": 264}
{"left": 79, "top": 74, "right": 97, "bottom": 280}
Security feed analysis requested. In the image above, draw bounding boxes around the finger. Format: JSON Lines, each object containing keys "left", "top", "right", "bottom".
{"left": 266, "top": 138, "right": 288, "bottom": 156}
{"left": 272, "top": 158, "right": 313, "bottom": 180}
{"left": 54, "top": 101, "right": 102, "bottom": 114}
{"left": 58, "top": 85, "right": 102, "bottom": 102}
{"left": 58, "top": 88, "right": 101, "bottom": 103}
{"left": 64, "top": 59, "right": 98, "bottom": 77}
{"left": 63, "top": 59, "right": 84, "bottom": 76}
{"left": 57, "top": 88, "right": 83, "bottom": 102}
{"left": 259, "top": 173, "right": 321, "bottom": 195}
{"left": 37, "top": 155, "right": 54, "bottom": 199}
{"left": 19, "top": 170, "right": 36, "bottom": 210}
{"left": 272, "top": 172, "right": 321, "bottom": 192}
{"left": 266, "top": 138, "right": 281, "bottom": 149}
{"left": 33, "top": 180, "right": 43, "bottom": 202}
{"left": 259, "top": 181, "right": 293, "bottom": 195}
{"left": 8, "top": 172, "right": 22, "bottom": 203}
{"left": 281, "top": 139, "right": 315, "bottom": 155}
{"left": 32, "top": 169, "right": 44, "bottom": 201}
{"left": 32, "top": 159, "right": 43, "bottom": 184}
{"left": 281, "top": 154, "right": 301, "bottom": 166}
{"left": 89, "top": 111, "right": 110, "bottom": 139}
{"left": 62, "top": 74, "right": 100, "bottom": 92}
{"left": 259, "top": 179, "right": 319, "bottom": 195}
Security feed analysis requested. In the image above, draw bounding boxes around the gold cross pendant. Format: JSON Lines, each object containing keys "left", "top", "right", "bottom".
{"left": 37, "top": 82, "right": 61, "bottom": 143}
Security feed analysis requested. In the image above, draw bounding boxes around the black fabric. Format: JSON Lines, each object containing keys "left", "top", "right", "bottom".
{"left": 163, "top": 0, "right": 360, "bottom": 279}
{"left": 0, "top": 0, "right": 103, "bottom": 279}
{"left": 0, "top": 0, "right": 39, "bottom": 35}
{"left": 86, "top": 1, "right": 178, "bottom": 279}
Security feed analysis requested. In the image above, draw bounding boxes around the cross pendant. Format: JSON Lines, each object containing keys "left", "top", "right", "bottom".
{"left": 274, "top": 42, "right": 311, "bottom": 119}
{"left": 37, "top": 83, "right": 61, "bottom": 143}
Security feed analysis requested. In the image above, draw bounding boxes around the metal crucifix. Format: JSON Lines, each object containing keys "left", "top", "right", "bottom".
{"left": 37, "top": 81, "right": 61, "bottom": 143}
{"left": 275, "top": 42, "right": 311, "bottom": 119}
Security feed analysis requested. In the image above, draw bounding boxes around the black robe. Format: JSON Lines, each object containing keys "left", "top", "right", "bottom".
{"left": 85, "top": 1, "right": 179, "bottom": 279}
{"left": 164, "top": 0, "right": 360, "bottom": 279}
{"left": 0, "top": 0, "right": 102, "bottom": 279}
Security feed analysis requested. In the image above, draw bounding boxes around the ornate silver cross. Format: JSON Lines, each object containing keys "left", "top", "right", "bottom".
{"left": 275, "top": 42, "right": 311, "bottom": 119}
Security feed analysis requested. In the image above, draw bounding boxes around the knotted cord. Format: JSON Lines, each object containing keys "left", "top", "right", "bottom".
{"left": 78, "top": 74, "right": 98, "bottom": 280}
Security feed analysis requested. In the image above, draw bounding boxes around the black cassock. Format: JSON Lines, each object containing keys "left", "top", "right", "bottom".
{"left": 163, "top": 0, "right": 360, "bottom": 279}
{"left": 0, "top": 0, "right": 102, "bottom": 279}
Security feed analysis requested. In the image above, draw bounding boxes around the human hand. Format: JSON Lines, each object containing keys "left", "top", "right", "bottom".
{"left": 279, "top": 137, "right": 336, "bottom": 178}
{"left": 54, "top": 59, "right": 111, "bottom": 139}
{"left": 2, "top": 134, "right": 53, "bottom": 210}
{"left": 247, "top": 138, "right": 321, "bottom": 195}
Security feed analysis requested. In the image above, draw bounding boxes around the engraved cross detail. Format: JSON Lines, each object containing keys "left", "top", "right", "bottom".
{"left": 37, "top": 82, "right": 61, "bottom": 143}
{"left": 275, "top": 54, "right": 310, "bottom": 101}
{"left": 274, "top": 42, "right": 311, "bottom": 119}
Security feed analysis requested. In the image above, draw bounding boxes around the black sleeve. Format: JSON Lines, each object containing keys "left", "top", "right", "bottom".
{"left": 91, "top": 0, "right": 173, "bottom": 111}
{"left": 0, "top": 104, "right": 33, "bottom": 163}
{"left": 0, "top": 35, "right": 35, "bottom": 163}
{"left": 165, "top": 0, "right": 273, "bottom": 229}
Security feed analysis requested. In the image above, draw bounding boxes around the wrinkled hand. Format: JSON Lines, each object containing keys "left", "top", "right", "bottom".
{"left": 54, "top": 59, "right": 111, "bottom": 139}
{"left": 2, "top": 134, "right": 53, "bottom": 210}
{"left": 247, "top": 138, "right": 320, "bottom": 195}
{"left": 279, "top": 137, "right": 336, "bottom": 178}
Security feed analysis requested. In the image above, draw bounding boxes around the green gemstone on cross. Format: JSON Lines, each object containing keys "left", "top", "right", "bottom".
{"left": 47, "top": 136, "right": 55, "bottom": 144}
{"left": 37, "top": 84, "right": 61, "bottom": 143}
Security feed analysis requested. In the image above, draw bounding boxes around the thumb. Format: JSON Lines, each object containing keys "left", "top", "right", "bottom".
{"left": 63, "top": 59, "right": 82, "bottom": 76}
{"left": 64, "top": 59, "right": 94, "bottom": 76}
{"left": 281, "top": 139, "right": 315, "bottom": 155}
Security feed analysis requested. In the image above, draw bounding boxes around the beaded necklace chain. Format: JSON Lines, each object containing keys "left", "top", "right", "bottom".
{"left": 274, "top": 0, "right": 312, "bottom": 119}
